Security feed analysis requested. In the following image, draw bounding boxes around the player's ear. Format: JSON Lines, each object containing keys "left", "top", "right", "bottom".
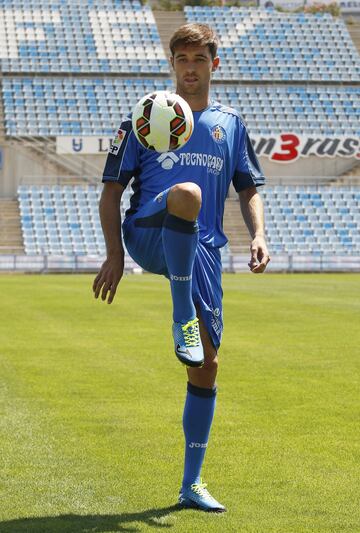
{"left": 211, "top": 56, "right": 220, "bottom": 72}
{"left": 170, "top": 56, "right": 174, "bottom": 69}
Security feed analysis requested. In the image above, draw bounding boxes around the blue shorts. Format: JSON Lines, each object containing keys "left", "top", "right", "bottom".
{"left": 122, "top": 189, "right": 224, "bottom": 348}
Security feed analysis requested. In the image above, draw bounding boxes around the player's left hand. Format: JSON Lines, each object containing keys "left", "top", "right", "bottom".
{"left": 248, "top": 236, "right": 270, "bottom": 273}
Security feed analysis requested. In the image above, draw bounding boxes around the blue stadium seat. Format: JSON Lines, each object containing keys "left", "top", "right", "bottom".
{"left": 18, "top": 185, "right": 360, "bottom": 258}
{"left": 261, "top": 186, "right": 360, "bottom": 255}
{"left": 3, "top": 78, "right": 359, "bottom": 137}
{"left": 0, "top": 0, "right": 170, "bottom": 75}
{"left": 184, "top": 5, "right": 360, "bottom": 82}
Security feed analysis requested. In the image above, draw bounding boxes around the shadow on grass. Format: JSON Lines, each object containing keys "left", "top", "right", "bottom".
{"left": 0, "top": 504, "right": 185, "bottom": 532}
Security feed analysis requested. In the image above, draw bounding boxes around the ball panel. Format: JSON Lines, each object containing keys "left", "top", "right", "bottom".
{"left": 170, "top": 116, "right": 183, "bottom": 130}
{"left": 169, "top": 135, "right": 180, "bottom": 150}
{"left": 172, "top": 122, "right": 186, "bottom": 136}
{"left": 143, "top": 101, "right": 153, "bottom": 120}
{"left": 173, "top": 101, "right": 185, "bottom": 118}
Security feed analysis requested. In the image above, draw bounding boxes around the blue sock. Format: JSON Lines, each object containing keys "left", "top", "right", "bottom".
{"left": 182, "top": 382, "right": 217, "bottom": 488}
{"left": 162, "top": 214, "right": 198, "bottom": 323}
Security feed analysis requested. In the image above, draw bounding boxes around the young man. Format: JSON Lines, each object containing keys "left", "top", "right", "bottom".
{"left": 93, "top": 23, "right": 270, "bottom": 512}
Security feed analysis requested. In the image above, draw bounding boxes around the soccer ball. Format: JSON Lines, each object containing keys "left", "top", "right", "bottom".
{"left": 131, "top": 91, "right": 194, "bottom": 153}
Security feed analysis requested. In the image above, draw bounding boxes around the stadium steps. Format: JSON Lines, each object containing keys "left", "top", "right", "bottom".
{"left": 346, "top": 21, "right": 360, "bottom": 54}
{"left": 153, "top": 10, "right": 187, "bottom": 62}
{"left": 223, "top": 197, "right": 250, "bottom": 254}
{"left": 0, "top": 74, "right": 5, "bottom": 141}
{"left": 0, "top": 198, "right": 24, "bottom": 254}
{"left": 335, "top": 162, "right": 360, "bottom": 185}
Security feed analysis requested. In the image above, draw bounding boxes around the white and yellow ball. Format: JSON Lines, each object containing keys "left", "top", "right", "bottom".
{"left": 131, "top": 91, "right": 194, "bottom": 153}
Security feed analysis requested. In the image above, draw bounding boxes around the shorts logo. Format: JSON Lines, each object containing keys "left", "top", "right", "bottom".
{"left": 157, "top": 152, "right": 180, "bottom": 170}
{"left": 156, "top": 192, "right": 164, "bottom": 203}
{"left": 211, "top": 307, "right": 222, "bottom": 337}
{"left": 170, "top": 274, "right": 192, "bottom": 281}
{"left": 211, "top": 125, "right": 227, "bottom": 144}
{"left": 109, "top": 128, "right": 126, "bottom": 155}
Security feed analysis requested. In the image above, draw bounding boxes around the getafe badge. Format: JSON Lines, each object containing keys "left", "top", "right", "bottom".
{"left": 211, "top": 124, "right": 227, "bottom": 144}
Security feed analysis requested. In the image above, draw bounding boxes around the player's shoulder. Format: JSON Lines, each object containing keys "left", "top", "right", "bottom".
{"left": 120, "top": 114, "right": 133, "bottom": 129}
{"left": 210, "top": 101, "right": 246, "bottom": 127}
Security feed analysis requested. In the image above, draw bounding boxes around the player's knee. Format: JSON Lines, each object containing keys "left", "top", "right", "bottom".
{"left": 169, "top": 182, "right": 202, "bottom": 212}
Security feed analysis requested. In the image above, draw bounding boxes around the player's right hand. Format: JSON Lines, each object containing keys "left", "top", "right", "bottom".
{"left": 93, "top": 252, "right": 124, "bottom": 304}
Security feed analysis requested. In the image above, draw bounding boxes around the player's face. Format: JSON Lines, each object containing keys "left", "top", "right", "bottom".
{"left": 171, "top": 44, "right": 219, "bottom": 100}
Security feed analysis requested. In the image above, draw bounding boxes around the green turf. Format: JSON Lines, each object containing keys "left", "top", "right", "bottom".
{"left": 0, "top": 273, "right": 359, "bottom": 533}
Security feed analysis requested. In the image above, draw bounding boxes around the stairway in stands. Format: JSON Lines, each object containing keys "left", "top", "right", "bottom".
{"left": 346, "top": 20, "right": 360, "bottom": 54}
{"left": 223, "top": 197, "right": 250, "bottom": 254}
{"left": 153, "top": 10, "right": 187, "bottom": 66}
{"left": 0, "top": 198, "right": 24, "bottom": 254}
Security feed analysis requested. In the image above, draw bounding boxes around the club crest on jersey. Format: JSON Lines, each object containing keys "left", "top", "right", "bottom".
{"left": 109, "top": 128, "right": 126, "bottom": 155}
{"left": 211, "top": 125, "right": 227, "bottom": 144}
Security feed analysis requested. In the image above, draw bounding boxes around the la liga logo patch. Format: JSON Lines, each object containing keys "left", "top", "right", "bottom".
{"left": 211, "top": 125, "right": 227, "bottom": 144}
{"left": 114, "top": 128, "right": 125, "bottom": 145}
{"left": 109, "top": 128, "right": 126, "bottom": 155}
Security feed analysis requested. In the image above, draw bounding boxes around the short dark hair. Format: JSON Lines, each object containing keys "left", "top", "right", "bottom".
{"left": 169, "top": 23, "right": 219, "bottom": 60}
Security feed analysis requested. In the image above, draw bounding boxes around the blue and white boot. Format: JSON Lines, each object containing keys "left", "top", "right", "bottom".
{"left": 172, "top": 317, "right": 204, "bottom": 367}
{"left": 179, "top": 480, "right": 226, "bottom": 513}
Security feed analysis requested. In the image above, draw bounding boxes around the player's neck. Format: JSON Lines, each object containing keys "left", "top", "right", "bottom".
{"left": 176, "top": 90, "right": 210, "bottom": 112}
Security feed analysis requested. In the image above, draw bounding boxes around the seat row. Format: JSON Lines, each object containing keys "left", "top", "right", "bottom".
{"left": 185, "top": 6, "right": 360, "bottom": 82}
{"left": 261, "top": 187, "right": 360, "bottom": 255}
{"left": 1, "top": 2, "right": 360, "bottom": 80}
{"left": 19, "top": 185, "right": 131, "bottom": 256}
{"left": 0, "top": 0, "right": 169, "bottom": 74}
{"left": 3, "top": 79, "right": 359, "bottom": 137}
{"left": 17, "top": 185, "right": 360, "bottom": 257}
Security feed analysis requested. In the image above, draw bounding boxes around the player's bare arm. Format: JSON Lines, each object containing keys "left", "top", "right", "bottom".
{"left": 93, "top": 182, "right": 125, "bottom": 303}
{"left": 239, "top": 186, "right": 270, "bottom": 273}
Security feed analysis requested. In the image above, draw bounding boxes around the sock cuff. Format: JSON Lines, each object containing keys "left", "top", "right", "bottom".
{"left": 187, "top": 382, "right": 217, "bottom": 398}
{"left": 164, "top": 213, "right": 199, "bottom": 234}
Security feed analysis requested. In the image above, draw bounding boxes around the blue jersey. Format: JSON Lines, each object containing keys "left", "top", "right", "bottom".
{"left": 102, "top": 100, "right": 265, "bottom": 249}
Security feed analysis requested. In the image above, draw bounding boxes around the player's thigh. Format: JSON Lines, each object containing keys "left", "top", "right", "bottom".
{"left": 122, "top": 189, "right": 169, "bottom": 275}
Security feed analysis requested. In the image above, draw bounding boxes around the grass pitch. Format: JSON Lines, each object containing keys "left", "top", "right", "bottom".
{"left": 0, "top": 273, "right": 359, "bottom": 533}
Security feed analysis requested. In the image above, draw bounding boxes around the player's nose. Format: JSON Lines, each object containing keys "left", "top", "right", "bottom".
{"left": 184, "top": 62, "right": 196, "bottom": 74}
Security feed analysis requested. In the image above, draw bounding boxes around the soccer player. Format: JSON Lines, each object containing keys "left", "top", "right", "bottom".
{"left": 93, "top": 23, "right": 270, "bottom": 512}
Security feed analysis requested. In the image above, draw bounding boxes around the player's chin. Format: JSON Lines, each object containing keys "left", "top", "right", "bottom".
{"left": 182, "top": 81, "right": 200, "bottom": 93}
{"left": 182, "top": 88, "right": 198, "bottom": 96}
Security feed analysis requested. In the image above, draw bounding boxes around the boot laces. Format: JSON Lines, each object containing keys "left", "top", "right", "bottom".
{"left": 181, "top": 318, "right": 200, "bottom": 347}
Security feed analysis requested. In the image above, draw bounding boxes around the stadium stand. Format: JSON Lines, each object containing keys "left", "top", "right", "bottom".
{"left": 2, "top": 78, "right": 173, "bottom": 136}
{"left": 3, "top": 79, "right": 359, "bottom": 137}
{"left": 262, "top": 186, "right": 360, "bottom": 256}
{"left": 0, "top": 0, "right": 169, "bottom": 74}
{"left": 185, "top": 6, "right": 360, "bottom": 82}
{"left": 0, "top": 3, "right": 359, "bottom": 272}
{"left": 212, "top": 85, "right": 359, "bottom": 136}
{"left": 18, "top": 184, "right": 131, "bottom": 256}
{"left": 17, "top": 185, "right": 360, "bottom": 259}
